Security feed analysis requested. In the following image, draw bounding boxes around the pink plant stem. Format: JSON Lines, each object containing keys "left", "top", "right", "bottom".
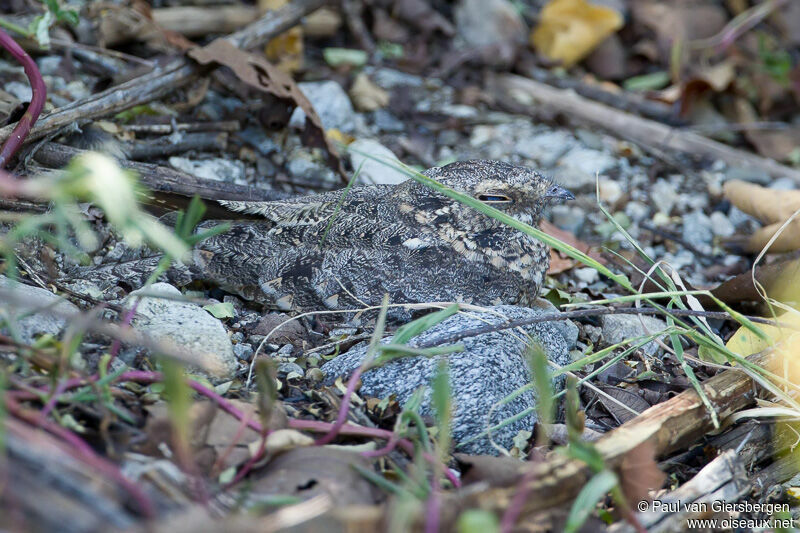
{"left": 117, "top": 370, "right": 462, "bottom": 488}
{"left": 425, "top": 483, "right": 441, "bottom": 533}
{"left": 313, "top": 363, "right": 366, "bottom": 445}
{"left": 499, "top": 465, "right": 538, "bottom": 532}
{"left": 0, "top": 28, "right": 46, "bottom": 168}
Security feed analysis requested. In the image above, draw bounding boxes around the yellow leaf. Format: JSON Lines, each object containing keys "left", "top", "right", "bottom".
{"left": 726, "top": 312, "right": 800, "bottom": 357}
{"left": 531, "top": 0, "right": 624, "bottom": 67}
{"left": 260, "top": 0, "right": 303, "bottom": 73}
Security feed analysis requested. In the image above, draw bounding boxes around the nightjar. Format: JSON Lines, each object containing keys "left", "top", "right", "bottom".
{"left": 190, "top": 159, "right": 574, "bottom": 312}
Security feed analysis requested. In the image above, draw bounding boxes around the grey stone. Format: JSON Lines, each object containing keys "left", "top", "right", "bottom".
{"left": 600, "top": 314, "right": 668, "bottom": 357}
{"left": 168, "top": 157, "right": 246, "bottom": 185}
{"left": 709, "top": 211, "right": 735, "bottom": 238}
{"left": 556, "top": 147, "right": 618, "bottom": 191}
{"left": 286, "top": 150, "right": 338, "bottom": 184}
{"left": 624, "top": 201, "right": 650, "bottom": 222}
{"left": 126, "top": 283, "right": 237, "bottom": 379}
{"left": 454, "top": 0, "right": 527, "bottom": 48}
{"left": 371, "top": 68, "right": 424, "bottom": 89}
{"left": 550, "top": 204, "right": 585, "bottom": 235}
{"left": 321, "top": 304, "right": 577, "bottom": 455}
{"left": 349, "top": 139, "right": 407, "bottom": 185}
{"left": 233, "top": 343, "right": 255, "bottom": 362}
{"left": 278, "top": 362, "right": 304, "bottom": 376}
{"left": 289, "top": 81, "right": 355, "bottom": 133}
{"left": 682, "top": 210, "right": 714, "bottom": 255}
{"left": 769, "top": 177, "right": 796, "bottom": 190}
{"left": 370, "top": 109, "right": 405, "bottom": 133}
{"left": 651, "top": 179, "right": 679, "bottom": 214}
{"left": 0, "top": 276, "right": 80, "bottom": 344}
{"left": 5, "top": 81, "right": 31, "bottom": 102}
{"left": 514, "top": 130, "right": 575, "bottom": 168}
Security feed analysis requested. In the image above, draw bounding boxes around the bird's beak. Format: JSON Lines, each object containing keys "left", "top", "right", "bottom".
{"left": 544, "top": 183, "right": 575, "bottom": 202}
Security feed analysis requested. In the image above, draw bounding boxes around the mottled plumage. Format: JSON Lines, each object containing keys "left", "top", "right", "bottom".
{"left": 191, "top": 160, "right": 573, "bottom": 312}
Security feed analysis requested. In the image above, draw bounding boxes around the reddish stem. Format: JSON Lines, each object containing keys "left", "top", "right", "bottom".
{"left": 313, "top": 363, "right": 366, "bottom": 446}
{"left": 0, "top": 28, "right": 46, "bottom": 169}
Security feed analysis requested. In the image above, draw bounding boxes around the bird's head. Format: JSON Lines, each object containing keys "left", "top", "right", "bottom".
{"left": 416, "top": 160, "right": 574, "bottom": 227}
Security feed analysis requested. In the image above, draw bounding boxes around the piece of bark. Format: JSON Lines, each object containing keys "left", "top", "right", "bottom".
{"left": 127, "top": 131, "right": 228, "bottom": 160}
{"left": 491, "top": 73, "right": 800, "bottom": 184}
{"left": 152, "top": 6, "right": 259, "bottom": 37}
{"left": 31, "top": 142, "right": 290, "bottom": 212}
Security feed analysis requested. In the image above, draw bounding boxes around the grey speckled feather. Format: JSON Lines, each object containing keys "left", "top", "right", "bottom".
{"left": 195, "top": 160, "right": 572, "bottom": 312}
{"left": 72, "top": 160, "right": 572, "bottom": 313}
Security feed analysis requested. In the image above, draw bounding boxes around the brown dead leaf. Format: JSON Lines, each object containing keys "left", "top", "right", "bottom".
{"left": 250, "top": 447, "right": 380, "bottom": 506}
{"left": 349, "top": 73, "right": 390, "bottom": 112}
{"left": 617, "top": 440, "right": 666, "bottom": 506}
{"left": 732, "top": 97, "right": 800, "bottom": 162}
{"left": 723, "top": 180, "right": 800, "bottom": 253}
{"left": 454, "top": 453, "right": 524, "bottom": 487}
{"left": 139, "top": 399, "right": 288, "bottom": 474}
{"left": 541, "top": 220, "right": 605, "bottom": 274}
{"left": 188, "top": 39, "right": 346, "bottom": 182}
{"left": 631, "top": 1, "right": 727, "bottom": 61}
{"left": 531, "top": 0, "right": 624, "bottom": 67}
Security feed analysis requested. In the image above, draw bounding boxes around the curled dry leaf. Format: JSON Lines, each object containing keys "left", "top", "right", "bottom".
{"left": 540, "top": 219, "right": 605, "bottom": 274}
{"left": 349, "top": 73, "right": 390, "bottom": 112}
{"left": 249, "top": 447, "right": 380, "bottom": 506}
{"left": 723, "top": 180, "right": 800, "bottom": 253}
{"left": 531, "top": 0, "right": 624, "bottom": 67}
{"left": 188, "top": 39, "right": 347, "bottom": 182}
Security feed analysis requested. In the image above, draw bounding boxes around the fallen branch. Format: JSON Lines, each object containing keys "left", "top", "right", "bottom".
{"left": 0, "top": 0, "right": 327, "bottom": 148}
{"left": 492, "top": 73, "right": 800, "bottom": 184}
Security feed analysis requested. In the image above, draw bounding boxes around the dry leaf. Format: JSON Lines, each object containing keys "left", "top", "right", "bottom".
{"left": 723, "top": 180, "right": 800, "bottom": 253}
{"left": 540, "top": 220, "right": 605, "bottom": 274}
{"left": 617, "top": 440, "right": 665, "bottom": 508}
{"left": 250, "top": 447, "right": 380, "bottom": 506}
{"left": 349, "top": 73, "right": 390, "bottom": 112}
{"left": 531, "top": 0, "right": 624, "bottom": 67}
{"left": 188, "top": 39, "right": 346, "bottom": 182}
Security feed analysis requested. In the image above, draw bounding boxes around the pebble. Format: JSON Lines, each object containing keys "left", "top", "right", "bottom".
{"left": 573, "top": 268, "right": 599, "bottom": 284}
{"left": 514, "top": 130, "right": 575, "bottom": 168}
{"left": 709, "top": 211, "right": 735, "bottom": 238}
{"left": 370, "top": 68, "right": 424, "bottom": 89}
{"left": 289, "top": 80, "right": 355, "bottom": 133}
{"left": 681, "top": 210, "right": 714, "bottom": 255}
{"left": 600, "top": 314, "right": 669, "bottom": 357}
{"left": 233, "top": 343, "right": 254, "bottom": 362}
{"left": 598, "top": 179, "right": 623, "bottom": 204}
{"left": 454, "top": 0, "right": 527, "bottom": 49}
{"left": 125, "top": 283, "right": 237, "bottom": 379}
{"left": 625, "top": 201, "right": 650, "bottom": 222}
{"left": 550, "top": 204, "right": 585, "bottom": 235}
{"left": 370, "top": 109, "right": 405, "bottom": 133}
{"left": 349, "top": 139, "right": 407, "bottom": 185}
{"left": 651, "top": 179, "right": 679, "bottom": 214}
{"left": 321, "top": 302, "right": 577, "bottom": 455}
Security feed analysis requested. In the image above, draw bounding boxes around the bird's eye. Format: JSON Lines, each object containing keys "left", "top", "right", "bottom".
{"left": 478, "top": 194, "right": 512, "bottom": 204}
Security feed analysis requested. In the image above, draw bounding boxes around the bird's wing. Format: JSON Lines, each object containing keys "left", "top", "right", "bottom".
{"left": 219, "top": 185, "right": 394, "bottom": 227}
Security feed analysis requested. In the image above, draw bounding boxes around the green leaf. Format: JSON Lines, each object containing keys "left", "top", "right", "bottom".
{"left": 432, "top": 360, "right": 452, "bottom": 457}
{"left": 203, "top": 302, "right": 235, "bottom": 319}
{"left": 323, "top": 47, "right": 368, "bottom": 67}
{"left": 456, "top": 510, "right": 500, "bottom": 533}
{"left": 392, "top": 304, "right": 459, "bottom": 346}
{"left": 623, "top": 71, "right": 670, "bottom": 91}
{"left": 565, "top": 470, "right": 618, "bottom": 533}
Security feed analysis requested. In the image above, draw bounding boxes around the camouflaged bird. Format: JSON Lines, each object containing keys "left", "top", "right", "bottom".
{"left": 77, "top": 160, "right": 573, "bottom": 313}
{"left": 189, "top": 160, "right": 573, "bottom": 312}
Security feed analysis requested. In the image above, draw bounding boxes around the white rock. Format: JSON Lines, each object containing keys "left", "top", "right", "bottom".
{"left": 349, "top": 139, "right": 408, "bottom": 185}
{"left": 0, "top": 276, "right": 80, "bottom": 344}
{"left": 651, "top": 179, "right": 678, "bottom": 214}
{"left": 514, "top": 130, "right": 575, "bottom": 167}
{"left": 126, "top": 283, "right": 237, "bottom": 379}
{"left": 709, "top": 211, "right": 735, "bottom": 238}
{"left": 289, "top": 80, "right": 355, "bottom": 133}
{"left": 598, "top": 179, "right": 623, "bottom": 204}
